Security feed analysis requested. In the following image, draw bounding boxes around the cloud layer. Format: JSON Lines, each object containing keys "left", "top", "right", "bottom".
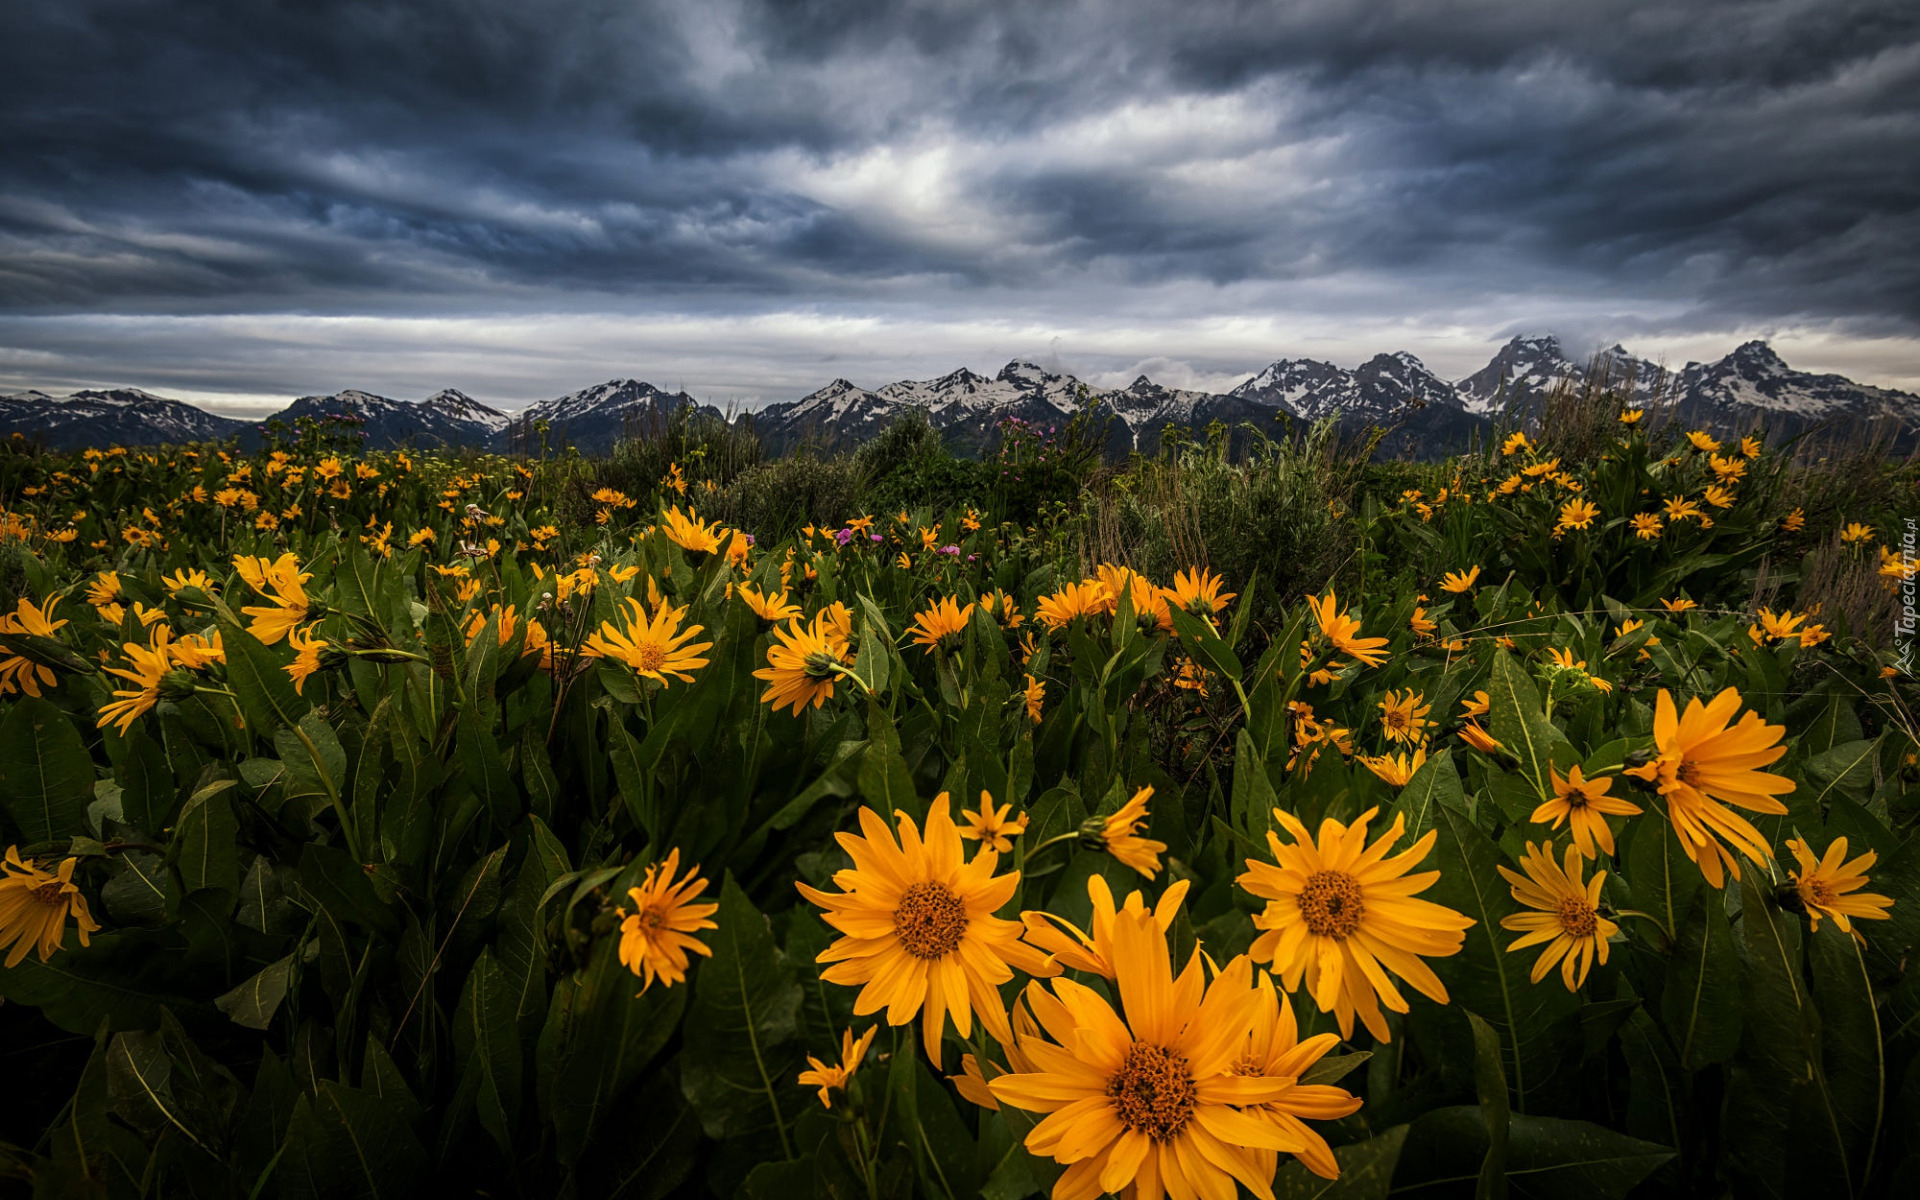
{"left": 3, "top": 0, "right": 1916, "bottom": 406}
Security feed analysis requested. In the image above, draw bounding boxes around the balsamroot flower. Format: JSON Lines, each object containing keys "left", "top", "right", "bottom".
{"left": 755, "top": 611, "right": 855, "bottom": 715}
{"left": 1086, "top": 786, "right": 1166, "bottom": 879}
{"left": 1238, "top": 807, "right": 1473, "bottom": 1041}
{"left": 1784, "top": 837, "right": 1895, "bottom": 934}
{"left": 1533, "top": 765, "right": 1641, "bottom": 858}
{"left": 585, "top": 597, "right": 712, "bottom": 686}
{"left": 797, "top": 1025, "right": 877, "bottom": 1110}
{"left": 616, "top": 849, "right": 717, "bottom": 992}
{"left": 1623, "top": 688, "right": 1793, "bottom": 888}
{"left": 907, "top": 596, "right": 975, "bottom": 654}
{"left": 1234, "top": 972, "right": 1365, "bottom": 1181}
{"left": 797, "top": 798, "right": 1054, "bottom": 1067}
{"left": 0, "top": 848, "right": 100, "bottom": 968}
{"left": 958, "top": 791, "right": 1028, "bottom": 853}
{"left": 1497, "top": 842, "right": 1617, "bottom": 990}
{"left": 1021, "top": 875, "right": 1191, "bottom": 980}
{"left": 1305, "top": 591, "right": 1388, "bottom": 668}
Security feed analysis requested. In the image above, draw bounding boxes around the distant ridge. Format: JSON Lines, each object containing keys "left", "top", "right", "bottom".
{"left": 4, "top": 337, "right": 1914, "bottom": 457}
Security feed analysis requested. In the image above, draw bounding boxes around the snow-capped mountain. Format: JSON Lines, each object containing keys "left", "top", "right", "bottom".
{"left": 1674, "top": 341, "right": 1920, "bottom": 431}
{"left": 1455, "top": 335, "right": 1668, "bottom": 414}
{"left": 249, "top": 388, "right": 511, "bottom": 450}
{"left": 1229, "top": 351, "right": 1489, "bottom": 454}
{"left": 0, "top": 387, "right": 250, "bottom": 449}
{"left": 507, "top": 379, "right": 726, "bottom": 454}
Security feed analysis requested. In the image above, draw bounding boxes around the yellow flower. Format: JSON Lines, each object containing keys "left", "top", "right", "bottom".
{"left": 1709, "top": 454, "right": 1747, "bottom": 482}
{"left": 1409, "top": 607, "right": 1437, "bottom": 636}
{"left": 1686, "top": 431, "right": 1721, "bottom": 453}
{"left": 797, "top": 1025, "right": 878, "bottom": 1109}
{"left": 1662, "top": 496, "right": 1704, "bottom": 523}
{"left": 980, "top": 588, "right": 1025, "bottom": 629}
{"left": 1780, "top": 507, "right": 1806, "bottom": 532}
{"left": 238, "top": 553, "right": 313, "bottom": 645}
{"left": 907, "top": 596, "right": 975, "bottom": 654}
{"left": 1497, "top": 842, "right": 1618, "bottom": 990}
{"left": 1623, "top": 688, "right": 1793, "bottom": 888}
{"left": 1095, "top": 786, "right": 1167, "bottom": 879}
{"left": 1630, "top": 513, "right": 1663, "bottom": 540}
{"left": 0, "top": 848, "right": 101, "bottom": 968}
{"left": 1162, "top": 566, "right": 1235, "bottom": 618}
{"left": 987, "top": 916, "right": 1305, "bottom": 1200}
{"left": 617, "top": 848, "right": 718, "bottom": 992}
{"left": 1440, "top": 566, "right": 1481, "bottom": 593}
{"left": 1556, "top": 498, "right": 1600, "bottom": 531}
{"left": 1619, "top": 408, "right": 1644, "bottom": 425}
{"left": 1702, "top": 485, "right": 1736, "bottom": 509}
{"left": 584, "top": 598, "right": 713, "bottom": 686}
{"left": 1234, "top": 971, "right": 1366, "bottom": 1181}
{"left": 1023, "top": 673, "right": 1045, "bottom": 722}
{"left": 1502, "top": 431, "right": 1533, "bottom": 455}
{"left": 754, "top": 612, "right": 854, "bottom": 716}
{"left": 958, "top": 791, "right": 1028, "bottom": 853}
{"left": 1306, "top": 591, "right": 1388, "bottom": 667}
{"left": 97, "top": 627, "right": 174, "bottom": 734}
{"left": 797, "top": 798, "right": 1053, "bottom": 1067}
{"left": 1377, "top": 688, "right": 1431, "bottom": 744}
{"left": 0, "top": 595, "right": 68, "bottom": 698}
{"left": 1458, "top": 722, "right": 1503, "bottom": 755}
{"left": 1459, "top": 690, "right": 1491, "bottom": 718}
{"left": 1839, "top": 522, "right": 1873, "bottom": 544}
{"left": 1534, "top": 765, "right": 1642, "bottom": 858}
{"left": 285, "top": 626, "right": 329, "bottom": 694}
{"left": 162, "top": 568, "right": 216, "bottom": 597}
{"left": 1661, "top": 597, "right": 1698, "bottom": 613}
{"left": 1754, "top": 607, "right": 1808, "bottom": 642}
{"left": 1034, "top": 580, "right": 1110, "bottom": 630}
{"left": 660, "top": 505, "right": 725, "bottom": 554}
{"left": 1020, "top": 875, "right": 1191, "bottom": 980}
{"left": 737, "top": 583, "right": 802, "bottom": 623}
{"left": 1360, "top": 747, "right": 1427, "bottom": 787}
{"left": 85, "top": 571, "right": 124, "bottom": 609}
{"left": 408, "top": 528, "right": 436, "bottom": 547}
{"left": 1238, "top": 806, "right": 1473, "bottom": 1041}
{"left": 1784, "top": 837, "right": 1895, "bottom": 934}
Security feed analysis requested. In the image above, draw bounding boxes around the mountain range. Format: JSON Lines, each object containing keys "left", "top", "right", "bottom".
{"left": 4, "top": 336, "right": 1915, "bottom": 458}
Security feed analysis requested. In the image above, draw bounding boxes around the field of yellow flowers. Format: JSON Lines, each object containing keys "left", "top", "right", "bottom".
{"left": 0, "top": 413, "right": 1916, "bottom": 1199}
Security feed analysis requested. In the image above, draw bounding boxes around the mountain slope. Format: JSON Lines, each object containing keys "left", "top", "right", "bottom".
{"left": 252, "top": 389, "right": 511, "bottom": 450}
{"left": 505, "top": 379, "right": 727, "bottom": 454}
{"left": 0, "top": 388, "right": 251, "bottom": 449}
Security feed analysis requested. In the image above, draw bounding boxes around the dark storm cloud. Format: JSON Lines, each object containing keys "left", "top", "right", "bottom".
{"left": 1, "top": 0, "right": 1916, "bottom": 380}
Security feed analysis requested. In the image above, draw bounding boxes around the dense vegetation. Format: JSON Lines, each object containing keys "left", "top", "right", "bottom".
{"left": 0, "top": 383, "right": 1915, "bottom": 1200}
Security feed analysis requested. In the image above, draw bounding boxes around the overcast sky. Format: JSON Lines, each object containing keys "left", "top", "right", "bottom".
{"left": 3, "top": 0, "right": 1917, "bottom": 416}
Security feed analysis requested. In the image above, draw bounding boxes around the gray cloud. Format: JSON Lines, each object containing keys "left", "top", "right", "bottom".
{"left": 1, "top": 0, "right": 1916, "bottom": 401}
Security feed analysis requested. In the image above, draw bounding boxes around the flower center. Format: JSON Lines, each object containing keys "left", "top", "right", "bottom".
{"left": 1108, "top": 1043, "right": 1196, "bottom": 1140}
{"left": 1556, "top": 896, "right": 1597, "bottom": 938}
{"left": 893, "top": 882, "right": 968, "bottom": 959}
{"left": 30, "top": 881, "right": 66, "bottom": 909}
{"left": 1676, "top": 760, "right": 1703, "bottom": 787}
{"left": 1804, "top": 879, "right": 1839, "bottom": 908}
{"left": 634, "top": 641, "right": 667, "bottom": 672}
{"left": 1298, "top": 870, "right": 1367, "bottom": 939}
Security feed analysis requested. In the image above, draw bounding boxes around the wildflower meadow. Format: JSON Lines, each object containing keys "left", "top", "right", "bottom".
{"left": 0, "top": 404, "right": 1916, "bottom": 1200}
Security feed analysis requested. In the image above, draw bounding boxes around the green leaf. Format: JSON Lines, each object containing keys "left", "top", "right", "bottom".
{"left": 1468, "top": 1010, "right": 1512, "bottom": 1200}
{"left": 214, "top": 956, "right": 294, "bottom": 1031}
{"left": 453, "top": 948, "right": 522, "bottom": 1156}
{"left": 217, "top": 617, "right": 306, "bottom": 737}
{"left": 858, "top": 698, "right": 917, "bottom": 812}
{"left": 680, "top": 874, "right": 804, "bottom": 1153}
{"left": 1428, "top": 801, "right": 1580, "bottom": 1114}
{"left": 276, "top": 1081, "right": 429, "bottom": 1200}
{"left": 0, "top": 696, "right": 96, "bottom": 844}
{"left": 173, "top": 781, "right": 239, "bottom": 896}
{"left": 1300, "top": 1051, "right": 1372, "bottom": 1088}
{"left": 1618, "top": 1007, "right": 1684, "bottom": 1155}
{"left": 1807, "top": 920, "right": 1884, "bottom": 1193}
{"left": 457, "top": 697, "right": 519, "bottom": 829}
{"left": 1389, "top": 748, "right": 1463, "bottom": 838}
{"left": 100, "top": 851, "right": 174, "bottom": 926}
{"left": 1660, "top": 888, "right": 1741, "bottom": 1070}
{"left": 1168, "top": 603, "right": 1242, "bottom": 684}
{"left": 1627, "top": 810, "right": 1702, "bottom": 950}
{"left": 114, "top": 727, "right": 174, "bottom": 834}
{"left": 1488, "top": 651, "right": 1557, "bottom": 800}
{"left": 1804, "top": 737, "right": 1880, "bottom": 805}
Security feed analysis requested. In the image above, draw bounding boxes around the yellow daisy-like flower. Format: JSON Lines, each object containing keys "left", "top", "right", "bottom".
{"left": 796, "top": 798, "right": 1054, "bottom": 1067}
{"left": 161, "top": 567, "right": 216, "bottom": 597}
{"left": 1440, "top": 566, "right": 1481, "bottom": 593}
{"left": 1360, "top": 747, "right": 1427, "bottom": 787}
{"left": 980, "top": 588, "right": 1025, "bottom": 629}
{"left": 84, "top": 571, "right": 124, "bottom": 610}
{"left": 798, "top": 1025, "right": 878, "bottom": 1110}
{"left": 1784, "top": 837, "right": 1895, "bottom": 934}
{"left": 1238, "top": 807, "right": 1474, "bottom": 1041}
{"left": 1497, "top": 842, "right": 1617, "bottom": 990}
{"left": 1234, "top": 971, "right": 1366, "bottom": 1181}
{"left": 1094, "top": 563, "right": 1160, "bottom": 622}
{"left": 1630, "top": 513, "right": 1663, "bottom": 540}
{"left": 1034, "top": 580, "right": 1112, "bottom": 630}
{"left": 1534, "top": 765, "right": 1642, "bottom": 858}
{"left": 1162, "top": 567, "right": 1235, "bottom": 618}
{"left": 1021, "top": 875, "right": 1191, "bottom": 981}
{"left": 238, "top": 553, "right": 313, "bottom": 646}
{"left": 1556, "top": 498, "right": 1600, "bottom": 531}
{"left": 584, "top": 597, "right": 713, "bottom": 686}
{"left": 1663, "top": 496, "right": 1704, "bottom": 523}
{"left": 987, "top": 915, "right": 1307, "bottom": 1200}
{"left": 1686, "top": 431, "right": 1721, "bottom": 453}
{"left": 1501, "top": 431, "right": 1533, "bottom": 455}
{"left": 959, "top": 791, "right": 1029, "bottom": 853}
{"left": 660, "top": 505, "right": 725, "bottom": 554}
{"left": 0, "top": 594, "right": 68, "bottom": 698}
{"left": 1409, "top": 606, "right": 1437, "bottom": 637}
{"left": 1754, "top": 607, "right": 1807, "bottom": 642}
{"left": 1619, "top": 408, "right": 1644, "bottom": 425}
{"left": 1661, "top": 597, "right": 1698, "bottom": 613}
{"left": 1709, "top": 454, "right": 1747, "bottom": 482}
{"left": 1838, "top": 521, "right": 1874, "bottom": 544}
{"left": 1458, "top": 722, "right": 1503, "bottom": 755}
{"left": 1092, "top": 786, "right": 1167, "bottom": 879}
{"left": 754, "top": 612, "right": 855, "bottom": 716}
{"left": 908, "top": 596, "right": 975, "bottom": 654}
{"left": 285, "top": 626, "right": 329, "bottom": 695}
{"left": 97, "top": 627, "right": 175, "bottom": 734}
{"left": 0, "top": 848, "right": 101, "bottom": 968}
{"left": 1702, "top": 485, "right": 1736, "bottom": 510}
{"left": 1024, "top": 673, "right": 1045, "bottom": 722}
{"left": 616, "top": 848, "right": 718, "bottom": 992}
{"left": 737, "top": 583, "right": 802, "bottom": 623}
{"left": 1377, "top": 689, "right": 1431, "bottom": 744}
{"left": 1780, "top": 507, "right": 1805, "bottom": 532}
{"left": 1305, "top": 591, "right": 1388, "bottom": 668}
{"left": 1459, "top": 690, "right": 1491, "bottom": 718}
{"left": 1623, "top": 688, "right": 1793, "bottom": 888}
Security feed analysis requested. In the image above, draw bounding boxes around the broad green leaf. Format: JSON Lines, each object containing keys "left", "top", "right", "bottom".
{"left": 173, "top": 782, "right": 239, "bottom": 896}
{"left": 1804, "top": 737, "right": 1880, "bottom": 805}
{"left": 1389, "top": 748, "right": 1463, "bottom": 838}
{"left": 1807, "top": 921, "right": 1883, "bottom": 1193}
{"left": 1271, "top": 1124, "right": 1408, "bottom": 1200}
{"left": 453, "top": 948, "right": 522, "bottom": 1156}
{"left": 1660, "top": 889, "right": 1741, "bottom": 1070}
{"left": 217, "top": 617, "right": 306, "bottom": 737}
{"left": 1468, "top": 1010, "right": 1512, "bottom": 1200}
{"left": 1488, "top": 651, "right": 1557, "bottom": 799}
{"left": 214, "top": 956, "right": 293, "bottom": 1031}
{"left": 858, "top": 698, "right": 917, "bottom": 813}
{"left": 277, "top": 1081, "right": 428, "bottom": 1200}
{"left": 1627, "top": 811, "right": 1702, "bottom": 951}
{"left": 0, "top": 696, "right": 96, "bottom": 844}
